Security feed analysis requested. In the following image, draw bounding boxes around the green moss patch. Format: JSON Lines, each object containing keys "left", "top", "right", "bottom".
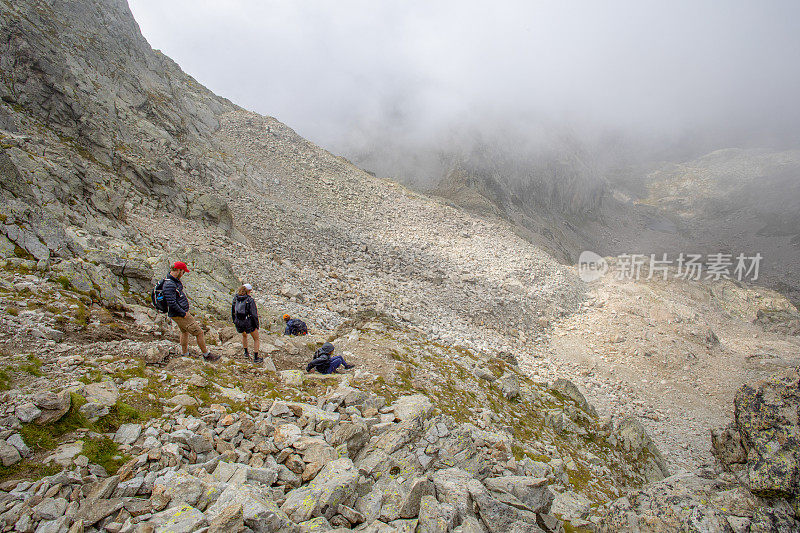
{"left": 82, "top": 436, "right": 128, "bottom": 475}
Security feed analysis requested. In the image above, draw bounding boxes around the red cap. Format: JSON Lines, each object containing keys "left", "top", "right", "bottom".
{"left": 172, "top": 261, "right": 190, "bottom": 273}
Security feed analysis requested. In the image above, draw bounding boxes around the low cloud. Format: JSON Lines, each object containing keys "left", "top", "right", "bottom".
{"left": 129, "top": 0, "right": 800, "bottom": 181}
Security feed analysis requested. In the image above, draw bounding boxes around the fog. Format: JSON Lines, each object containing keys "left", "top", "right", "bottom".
{"left": 129, "top": 0, "right": 800, "bottom": 184}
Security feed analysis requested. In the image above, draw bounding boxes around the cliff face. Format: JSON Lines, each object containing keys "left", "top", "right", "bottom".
{"left": 0, "top": 0, "right": 230, "bottom": 160}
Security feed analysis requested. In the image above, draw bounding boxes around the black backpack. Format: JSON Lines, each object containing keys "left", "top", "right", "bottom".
{"left": 285, "top": 318, "right": 308, "bottom": 336}
{"left": 234, "top": 297, "right": 250, "bottom": 324}
{"left": 151, "top": 279, "right": 169, "bottom": 313}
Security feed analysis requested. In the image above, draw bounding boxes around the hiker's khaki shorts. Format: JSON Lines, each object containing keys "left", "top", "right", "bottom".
{"left": 172, "top": 312, "right": 202, "bottom": 336}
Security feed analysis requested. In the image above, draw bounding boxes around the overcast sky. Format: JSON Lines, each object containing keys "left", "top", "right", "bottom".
{"left": 128, "top": 0, "right": 800, "bottom": 163}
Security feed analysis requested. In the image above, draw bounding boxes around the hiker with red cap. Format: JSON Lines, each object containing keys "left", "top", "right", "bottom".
{"left": 162, "top": 261, "right": 219, "bottom": 362}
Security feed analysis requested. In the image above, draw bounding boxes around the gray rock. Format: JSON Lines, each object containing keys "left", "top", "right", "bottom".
{"left": 273, "top": 423, "right": 303, "bottom": 449}
{"left": 145, "top": 345, "right": 169, "bottom": 365}
{"left": 281, "top": 458, "right": 359, "bottom": 522}
{"left": 550, "top": 491, "right": 592, "bottom": 522}
{"left": 467, "top": 479, "right": 542, "bottom": 533}
{"left": 151, "top": 504, "right": 208, "bottom": 533}
{"left": 114, "top": 423, "right": 142, "bottom": 445}
{"left": 33, "top": 516, "right": 72, "bottom": 533}
{"left": 168, "top": 394, "right": 199, "bottom": 407}
{"left": 83, "top": 381, "right": 120, "bottom": 407}
{"left": 598, "top": 472, "right": 756, "bottom": 533}
{"left": 152, "top": 470, "right": 207, "bottom": 508}
{"left": 749, "top": 506, "right": 800, "bottom": 532}
{"left": 549, "top": 379, "right": 597, "bottom": 417}
{"left": 187, "top": 432, "right": 215, "bottom": 454}
{"left": 433, "top": 425, "right": 489, "bottom": 478}
{"left": 6, "top": 433, "right": 31, "bottom": 457}
{"left": 399, "top": 475, "right": 434, "bottom": 519}
{"left": 417, "top": 495, "right": 454, "bottom": 533}
{"left": 208, "top": 502, "right": 245, "bottom": 533}
{"left": 246, "top": 466, "right": 279, "bottom": 486}
{"left": 483, "top": 476, "right": 554, "bottom": 514}
{"left": 734, "top": 369, "right": 800, "bottom": 498}
{"left": 31, "top": 326, "right": 64, "bottom": 342}
{"left": 121, "top": 377, "right": 149, "bottom": 392}
{"left": 76, "top": 497, "right": 124, "bottom": 526}
{"left": 431, "top": 468, "right": 477, "bottom": 524}
{"left": 114, "top": 476, "right": 145, "bottom": 497}
{"left": 337, "top": 503, "right": 364, "bottom": 525}
{"left": 474, "top": 366, "right": 497, "bottom": 382}
{"left": 48, "top": 440, "right": 84, "bottom": 466}
{"left": 298, "top": 516, "right": 332, "bottom": 532}
{"left": 80, "top": 401, "right": 110, "bottom": 421}
{"left": 328, "top": 422, "right": 369, "bottom": 456}
{"left": 15, "top": 402, "right": 42, "bottom": 423}
{"left": 611, "top": 416, "right": 670, "bottom": 482}
{"left": 392, "top": 394, "right": 434, "bottom": 422}
{"left": 499, "top": 373, "right": 520, "bottom": 400}
{"left": 0, "top": 440, "right": 21, "bottom": 466}
{"left": 206, "top": 483, "right": 297, "bottom": 533}
{"left": 33, "top": 390, "right": 71, "bottom": 424}
{"left": 33, "top": 497, "right": 68, "bottom": 520}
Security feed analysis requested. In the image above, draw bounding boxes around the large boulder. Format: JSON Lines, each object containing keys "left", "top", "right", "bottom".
{"left": 281, "top": 458, "right": 359, "bottom": 522}
{"left": 599, "top": 471, "right": 769, "bottom": 533}
{"left": 549, "top": 379, "right": 597, "bottom": 417}
{"left": 85, "top": 248, "right": 154, "bottom": 280}
{"left": 734, "top": 369, "right": 800, "bottom": 501}
{"left": 483, "top": 476, "right": 554, "bottom": 514}
{"left": 83, "top": 381, "right": 120, "bottom": 407}
{"left": 32, "top": 390, "right": 71, "bottom": 424}
{"left": 467, "top": 478, "right": 543, "bottom": 533}
{"left": 392, "top": 394, "right": 434, "bottom": 422}
{"left": 607, "top": 416, "right": 670, "bottom": 483}
{"left": 151, "top": 470, "right": 210, "bottom": 509}
{"left": 51, "top": 258, "right": 126, "bottom": 307}
{"left": 206, "top": 483, "right": 297, "bottom": 533}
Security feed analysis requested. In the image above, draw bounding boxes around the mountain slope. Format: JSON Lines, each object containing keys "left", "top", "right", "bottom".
{"left": 0, "top": 0, "right": 584, "bottom": 358}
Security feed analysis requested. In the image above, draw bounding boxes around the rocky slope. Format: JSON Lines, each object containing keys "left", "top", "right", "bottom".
{"left": 0, "top": 0, "right": 799, "bottom": 532}
{"left": 0, "top": 267, "right": 668, "bottom": 532}
{"left": 0, "top": 0, "right": 583, "bottom": 353}
{"left": 432, "top": 148, "right": 800, "bottom": 306}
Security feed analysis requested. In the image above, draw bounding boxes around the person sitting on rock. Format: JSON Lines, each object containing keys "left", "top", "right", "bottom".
{"left": 306, "top": 342, "right": 354, "bottom": 374}
{"left": 162, "top": 261, "right": 219, "bottom": 361}
{"left": 283, "top": 314, "right": 308, "bottom": 336}
{"left": 232, "top": 283, "right": 261, "bottom": 363}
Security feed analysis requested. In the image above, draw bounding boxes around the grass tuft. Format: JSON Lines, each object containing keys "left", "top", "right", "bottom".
{"left": 19, "top": 354, "right": 43, "bottom": 377}
{"left": 0, "top": 368, "right": 12, "bottom": 390}
{"left": 82, "top": 436, "right": 128, "bottom": 475}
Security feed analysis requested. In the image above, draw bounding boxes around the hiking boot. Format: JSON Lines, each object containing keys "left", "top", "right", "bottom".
{"left": 254, "top": 353, "right": 263, "bottom": 364}
{"left": 344, "top": 363, "right": 355, "bottom": 370}
{"left": 203, "top": 352, "right": 220, "bottom": 362}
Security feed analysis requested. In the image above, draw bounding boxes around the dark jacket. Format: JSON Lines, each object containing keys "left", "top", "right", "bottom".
{"left": 307, "top": 342, "right": 334, "bottom": 372}
{"left": 162, "top": 274, "right": 189, "bottom": 318}
{"left": 285, "top": 318, "right": 308, "bottom": 336}
{"left": 231, "top": 294, "right": 259, "bottom": 329}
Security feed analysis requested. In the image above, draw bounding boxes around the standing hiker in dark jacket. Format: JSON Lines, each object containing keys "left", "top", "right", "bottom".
{"left": 306, "top": 342, "right": 354, "bottom": 374}
{"left": 162, "top": 261, "right": 218, "bottom": 361}
{"left": 232, "top": 284, "right": 262, "bottom": 363}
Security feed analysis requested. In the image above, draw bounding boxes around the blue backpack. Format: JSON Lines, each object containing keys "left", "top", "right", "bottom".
{"left": 284, "top": 318, "right": 308, "bottom": 336}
